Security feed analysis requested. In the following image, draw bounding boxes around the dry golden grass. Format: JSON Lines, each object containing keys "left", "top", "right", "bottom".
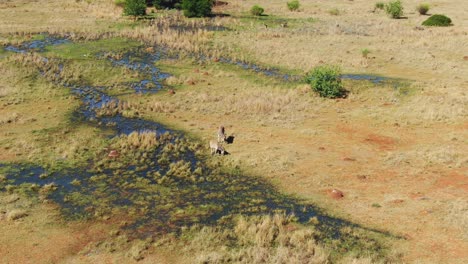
{"left": 178, "top": 214, "right": 330, "bottom": 264}
{"left": 218, "top": 0, "right": 468, "bottom": 97}
{"left": 0, "top": 0, "right": 120, "bottom": 34}
{"left": 444, "top": 198, "right": 468, "bottom": 240}
{"left": 0, "top": 192, "right": 118, "bottom": 264}
{"left": 6, "top": 209, "right": 28, "bottom": 221}
{"left": 118, "top": 131, "right": 159, "bottom": 150}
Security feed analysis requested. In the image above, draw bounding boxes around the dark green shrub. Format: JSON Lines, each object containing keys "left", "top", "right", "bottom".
{"left": 124, "top": 0, "right": 147, "bottom": 17}
{"left": 153, "top": 0, "right": 181, "bottom": 9}
{"left": 375, "top": 2, "right": 384, "bottom": 10}
{"left": 250, "top": 5, "right": 264, "bottom": 16}
{"left": 422, "top": 14, "right": 452, "bottom": 26}
{"left": 416, "top": 3, "right": 430, "bottom": 15}
{"left": 181, "top": 0, "right": 213, "bottom": 17}
{"left": 385, "top": 0, "right": 403, "bottom": 19}
{"left": 287, "top": 0, "right": 300, "bottom": 11}
{"left": 305, "top": 65, "right": 344, "bottom": 98}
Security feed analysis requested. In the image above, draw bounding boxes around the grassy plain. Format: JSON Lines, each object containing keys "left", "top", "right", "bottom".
{"left": 0, "top": 0, "right": 466, "bottom": 263}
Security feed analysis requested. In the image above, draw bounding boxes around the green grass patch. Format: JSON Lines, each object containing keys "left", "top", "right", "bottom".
{"left": 235, "top": 14, "right": 317, "bottom": 30}
{"left": 43, "top": 38, "right": 142, "bottom": 60}
{"left": 62, "top": 59, "right": 144, "bottom": 87}
{"left": 31, "top": 34, "right": 47, "bottom": 41}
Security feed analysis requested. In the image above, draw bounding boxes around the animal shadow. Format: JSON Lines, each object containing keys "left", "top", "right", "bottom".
{"left": 225, "top": 135, "right": 235, "bottom": 144}
{"left": 216, "top": 149, "right": 230, "bottom": 155}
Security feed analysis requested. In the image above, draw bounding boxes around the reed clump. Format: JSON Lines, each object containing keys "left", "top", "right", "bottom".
{"left": 179, "top": 214, "right": 330, "bottom": 263}
{"left": 116, "top": 131, "right": 159, "bottom": 151}
{"left": 6, "top": 209, "right": 28, "bottom": 221}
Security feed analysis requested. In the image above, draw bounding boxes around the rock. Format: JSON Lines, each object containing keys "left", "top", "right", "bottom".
{"left": 168, "top": 89, "right": 176, "bottom": 95}
{"left": 108, "top": 150, "right": 119, "bottom": 158}
{"left": 356, "top": 175, "right": 367, "bottom": 180}
{"left": 391, "top": 199, "right": 405, "bottom": 204}
{"left": 342, "top": 157, "right": 356, "bottom": 161}
{"left": 328, "top": 189, "right": 344, "bottom": 199}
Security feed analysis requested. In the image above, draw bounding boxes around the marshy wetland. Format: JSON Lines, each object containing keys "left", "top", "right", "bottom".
{"left": 1, "top": 0, "right": 467, "bottom": 263}
{"left": 1, "top": 34, "right": 396, "bottom": 263}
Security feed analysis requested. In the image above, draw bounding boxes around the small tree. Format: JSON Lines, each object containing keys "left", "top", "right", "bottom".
{"left": 124, "top": 0, "right": 147, "bottom": 17}
{"left": 250, "top": 5, "right": 264, "bottom": 16}
{"left": 287, "top": 0, "right": 300, "bottom": 11}
{"left": 385, "top": 0, "right": 403, "bottom": 19}
{"left": 416, "top": 3, "right": 430, "bottom": 15}
{"left": 305, "top": 65, "right": 344, "bottom": 98}
{"left": 181, "top": 0, "right": 212, "bottom": 17}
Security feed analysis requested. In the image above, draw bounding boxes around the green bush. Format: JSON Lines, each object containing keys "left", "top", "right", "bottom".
{"left": 328, "top": 8, "right": 340, "bottom": 16}
{"left": 153, "top": 0, "right": 181, "bottom": 9}
{"left": 422, "top": 14, "right": 452, "bottom": 26}
{"left": 305, "top": 65, "right": 344, "bottom": 98}
{"left": 385, "top": 0, "right": 403, "bottom": 19}
{"left": 250, "top": 5, "right": 264, "bottom": 16}
{"left": 287, "top": 0, "right": 300, "bottom": 11}
{"left": 124, "top": 0, "right": 147, "bottom": 17}
{"left": 361, "top": 48, "right": 370, "bottom": 58}
{"left": 375, "top": 2, "right": 385, "bottom": 10}
{"left": 416, "top": 3, "right": 430, "bottom": 15}
{"left": 181, "top": 0, "right": 212, "bottom": 17}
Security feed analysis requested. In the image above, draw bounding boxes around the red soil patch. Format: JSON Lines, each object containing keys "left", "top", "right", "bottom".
{"left": 363, "top": 133, "right": 397, "bottom": 150}
{"left": 335, "top": 124, "right": 398, "bottom": 150}
{"left": 434, "top": 171, "right": 468, "bottom": 191}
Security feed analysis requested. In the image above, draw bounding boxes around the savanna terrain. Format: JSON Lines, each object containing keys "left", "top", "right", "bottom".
{"left": 0, "top": 0, "right": 467, "bottom": 263}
